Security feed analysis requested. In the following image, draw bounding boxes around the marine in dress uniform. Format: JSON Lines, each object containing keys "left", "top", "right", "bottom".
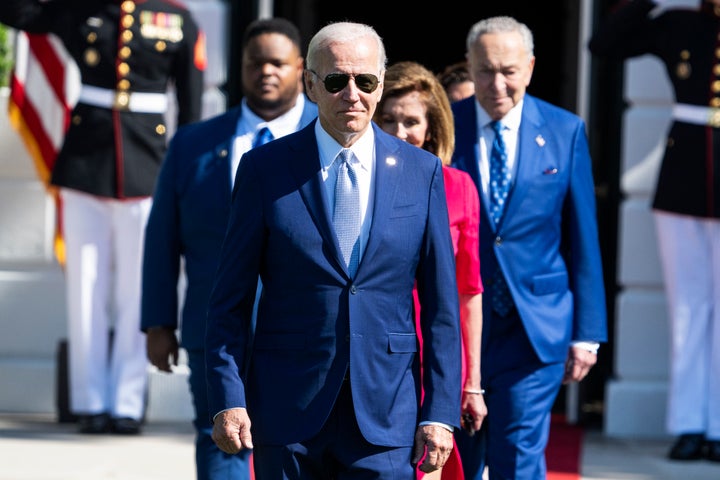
{"left": 590, "top": 0, "right": 720, "bottom": 462}
{"left": 0, "top": 0, "right": 205, "bottom": 434}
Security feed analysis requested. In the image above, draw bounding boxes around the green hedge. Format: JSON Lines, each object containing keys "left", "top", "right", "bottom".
{"left": 0, "top": 24, "right": 12, "bottom": 87}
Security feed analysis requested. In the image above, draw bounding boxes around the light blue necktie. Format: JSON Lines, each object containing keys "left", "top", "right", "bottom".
{"left": 333, "top": 149, "right": 360, "bottom": 276}
{"left": 252, "top": 126, "right": 274, "bottom": 148}
{"left": 489, "top": 121, "right": 513, "bottom": 316}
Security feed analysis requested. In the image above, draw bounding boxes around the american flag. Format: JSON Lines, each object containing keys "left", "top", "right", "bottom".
{"left": 7, "top": 31, "right": 80, "bottom": 264}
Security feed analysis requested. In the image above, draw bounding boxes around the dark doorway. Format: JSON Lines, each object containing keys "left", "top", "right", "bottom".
{"left": 274, "top": 1, "right": 581, "bottom": 112}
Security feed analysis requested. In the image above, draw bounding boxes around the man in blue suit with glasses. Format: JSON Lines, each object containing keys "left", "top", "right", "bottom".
{"left": 205, "top": 21, "right": 462, "bottom": 479}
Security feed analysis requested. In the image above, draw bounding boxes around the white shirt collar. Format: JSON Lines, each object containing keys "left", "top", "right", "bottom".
{"left": 238, "top": 95, "right": 307, "bottom": 138}
{"left": 314, "top": 122, "right": 375, "bottom": 174}
{"left": 475, "top": 98, "right": 524, "bottom": 134}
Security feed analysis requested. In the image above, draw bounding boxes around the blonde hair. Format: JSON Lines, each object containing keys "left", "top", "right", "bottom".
{"left": 375, "top": 61, "right": 455, "bottom": 165}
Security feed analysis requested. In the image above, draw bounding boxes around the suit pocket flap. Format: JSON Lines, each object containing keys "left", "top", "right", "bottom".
{"left": 387, "top": 333, "right": 417, "bottom": 353}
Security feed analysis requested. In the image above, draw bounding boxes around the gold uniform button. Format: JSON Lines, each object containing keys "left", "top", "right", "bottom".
{"left": 86, "top": 32, "right": 97, "bottom": 43}
{"left": 121, "top": 1, "right": 136, "bottom": 13}
{"left": 715, "top": 64, "right": 720, "bottom": 76}
{"left": 713, "top": 80, "right": 720, "bottom": 93}
{"left": 84, "top": 48, "right": 99, "bottom": 66}
{"left": 716, "top": 47, "right": 720, "bottom": 59}
{"left": 711, "top": 97, "right": 720, "bottom": 108}
{"left": 117, "top": 62, "right": 130, "bottom": 76}
{"left": 156, "top": 124, "right": 167, "bottom": 135}
{"left": 676, "top": 62, "right": 691, "bottom": 79}
{"left": 680, "top": 50, "right": 690, "bottom": 60}
{"left": 117, "top": 79, "right": 130, "bottom": 91}
{"left": 72, "top": 114, "right": 82, "bottom": 125}
{"left": 115, "top": 91, "right": 130, "bottom": 109}
{"left": 122, "top": 30, "right": 133, "bottom": 43}
{"left": 122, "top": 15, "right": 134, "bottom": 29}
{"left": 119, "top": 46, "right": 131, "bottom": 59}
{"left": 711, "top": 110, "right": 720, "bottom": 128}
{"left": 155, "top": 41, "right": 166, "bottom": 52}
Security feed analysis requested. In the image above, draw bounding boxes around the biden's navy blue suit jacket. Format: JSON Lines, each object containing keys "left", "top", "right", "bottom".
{"left": 205, "top": 121, "right": 462, "bottom": 447}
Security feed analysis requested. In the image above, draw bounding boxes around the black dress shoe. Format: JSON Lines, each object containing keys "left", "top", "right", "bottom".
{"left": 111, "top": 417, "right": 142, "bottom": 435}
{"left": 77, "top": 413, "right": 111, "bottom": 434}
{"left": 667, "top": 433, "right": 706, "bottom": 460}
{"left": 705, "top": 440, "right": 720, "bottom": 462}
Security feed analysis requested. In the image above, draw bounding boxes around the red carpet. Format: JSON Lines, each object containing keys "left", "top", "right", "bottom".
{"left": 546, "top": 414, "right": 583, "bottom": 480}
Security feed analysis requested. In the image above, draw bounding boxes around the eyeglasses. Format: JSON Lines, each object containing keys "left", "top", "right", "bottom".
{"left": 308, "top": 70, "right": 380, "bottom": 94}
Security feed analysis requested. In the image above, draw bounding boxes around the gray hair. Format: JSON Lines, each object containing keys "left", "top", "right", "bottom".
{"left": 466, "top": 16, "right": 534, "bottom": 60}
{"left": 306, "top": 21, "right": 387, "bottom": 74}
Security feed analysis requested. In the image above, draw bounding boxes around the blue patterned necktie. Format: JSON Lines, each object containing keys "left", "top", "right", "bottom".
{"left": 333, "top": 149, "right": 361, "bottom": 276}
{"left": 489, "top": 120, "right": 510, "bottom": 224}
{"left": 252, "top": 126, "right": 274, "bottom": 148}
{"left": 489, "top": 120, "right": 513, "bottom": 316}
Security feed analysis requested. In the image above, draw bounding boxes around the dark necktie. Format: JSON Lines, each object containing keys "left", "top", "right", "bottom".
{"left": 489, "top": 121, "right": 513, "bottom": 316}
{"left": 252, "top": 126, "right": 274, "bottom": 148}
{"left": 333, "top": 149, "right": 360, "bottom": 277}
{"left": 489, "top": 120, "right": 510, "bottom": 224}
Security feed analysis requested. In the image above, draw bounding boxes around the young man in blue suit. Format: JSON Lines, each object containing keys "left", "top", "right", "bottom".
{"left": 140, "top": 18, "right": 317, "bottom": 480}
{"left": 451, "top": 16, "right": 608, "bottom": 480}
{"left": 205, "top": 21, "right": 462, "bottom": 479}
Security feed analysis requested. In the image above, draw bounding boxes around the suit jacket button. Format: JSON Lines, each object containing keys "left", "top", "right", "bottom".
{"left": 345, "top": 334, "right": 351, "bottom": 342}
{"left": 350, "top": 285, "right": 357, "bottom": 294}
{"left": 495, "top": 236, "right": 503, "bottom": 246}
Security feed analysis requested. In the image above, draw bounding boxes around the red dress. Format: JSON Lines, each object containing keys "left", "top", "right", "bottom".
{"left": 415, "top": 166, "right": 483, "bottom": 479}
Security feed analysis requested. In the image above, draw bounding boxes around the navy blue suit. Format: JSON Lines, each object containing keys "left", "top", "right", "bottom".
{"left": 451, "top": 95, "right": 608, "bottom": 479}
{"left": 141, "top": 99, "right": 317, "bottom": 479}
{"left": 205, "top": 122, "right": 462, "bottom": 471}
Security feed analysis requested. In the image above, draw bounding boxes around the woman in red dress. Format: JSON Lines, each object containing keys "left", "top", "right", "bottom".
{"left": 375, "top": 60, "right": 486, "bottom": 480}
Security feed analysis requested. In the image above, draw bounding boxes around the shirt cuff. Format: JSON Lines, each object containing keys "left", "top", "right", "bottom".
{"left": 571, "top": 341, "right": 600, "bottom": 354}
{"left": 418, "top": 420, "right": 454, "bottom": 432}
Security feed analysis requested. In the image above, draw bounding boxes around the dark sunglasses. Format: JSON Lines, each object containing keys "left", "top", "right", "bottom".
{"left": 309, "top": 70, "right": 380, "bottom": 94}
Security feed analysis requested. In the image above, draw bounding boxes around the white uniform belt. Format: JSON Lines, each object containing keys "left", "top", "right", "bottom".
{"left": 78, "top": 84, "right": 169, "bottom": 113}
{"left": 672, "top": 103, "right": 720, "bottom": 128}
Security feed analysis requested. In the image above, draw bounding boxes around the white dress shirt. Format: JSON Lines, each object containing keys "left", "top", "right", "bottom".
{"left": 230, "top": 95, "right": 307, "bottom": 188}
{"left": 315, "top": 122, "right": 375, "bottom": 265}
{"left": 474, "top": 99, "right": 523, "bottom": 204}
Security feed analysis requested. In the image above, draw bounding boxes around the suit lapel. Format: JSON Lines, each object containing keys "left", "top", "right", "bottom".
{"left": 209, "top": 139, "right": 234, "bottom": 205}
{"left": 361, "top": 128, "right": 403, "bottom": 271}
{"left": 503, "top": 96, "right": 547, "bottom": 224}
{"left": 207, "top": 108, "right": 243, "bottom": 205}
{"left": 287, "top": 125, "right": 346, "bottom": 272}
